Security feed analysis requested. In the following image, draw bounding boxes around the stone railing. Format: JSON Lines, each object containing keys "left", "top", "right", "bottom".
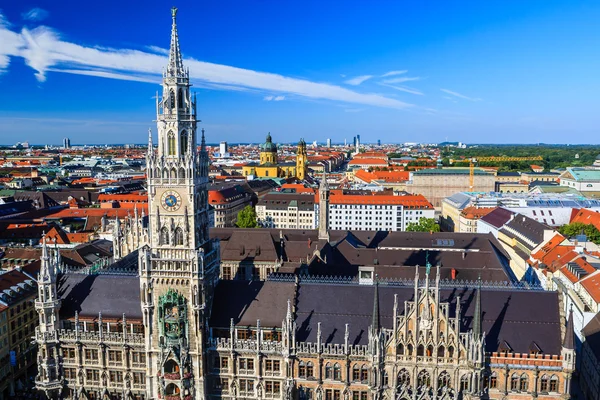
{"left": 209, "top": 337, "right": 283, "bottom": 353}
{"left": 57, "top": 329, "right": 145, "bottom": 345}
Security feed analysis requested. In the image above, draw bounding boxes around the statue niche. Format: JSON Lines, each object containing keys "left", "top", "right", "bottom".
{"left": 159, "top": 288, "right": 188, "bottom": 342}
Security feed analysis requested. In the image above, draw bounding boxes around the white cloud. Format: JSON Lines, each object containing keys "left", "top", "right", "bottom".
{"left": 381, "top": 70, "right": 407, "bottom": 77}
{"left": 378, "top": 83, "right": 423, "bottom": 96}
{"left": 382, "top": 76, "right": 420, "bottom": 84}
{"left": 440, "top": 88, "right": 482, "bottom": 102}
{"left": 264, "top": 95, "right": 285, "bottom": 101}
{"left": 0, "top": 14, "right": 414, "bottom": 111}
{"left": 146, "top": 45, "right": 169, "bottom": 55}
{"left": 344, "top": 75, "right": 373, "bottom": 86}
{"left": 22, "top": 8, "right": 49, "bottom": 22}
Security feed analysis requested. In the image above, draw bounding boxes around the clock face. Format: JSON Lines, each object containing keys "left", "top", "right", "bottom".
{"left": 161, "top": 190, "right": 182, "bottom": 212}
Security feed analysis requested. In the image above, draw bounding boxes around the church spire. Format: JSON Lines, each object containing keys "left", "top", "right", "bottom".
{"left": 473, "top": 274, "right": 482, "bottom": 339}
{"left": 167, "top": 7, "right": 186, "bottom": 78}
{"left": 372, "top": 275, "right": 380, "bottom": 333}
{"left": 563, "top": 305, "right": 575, "bottom": 350}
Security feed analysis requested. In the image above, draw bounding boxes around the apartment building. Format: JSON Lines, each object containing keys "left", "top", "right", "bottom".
{"left": 326, "top": 191, "right": 434, "bottom": 232}
{"left": 256, "top": 193, "right": 317, "bottom": 229}
{"left": 208, "top": 183, "right": 253, "bottom": 227}
{"left": 560, "top": 167, "right": 600, "bottom": 192}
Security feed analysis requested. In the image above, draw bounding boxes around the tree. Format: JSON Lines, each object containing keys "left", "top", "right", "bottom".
{"left": 406, "top": 218, "right": 440, "bottom": 233}
{"left": 559, "top": 222, "right": 600, "bottom": 244}
{"left": 236, "top": 205, "right": 258, "bottom": 228}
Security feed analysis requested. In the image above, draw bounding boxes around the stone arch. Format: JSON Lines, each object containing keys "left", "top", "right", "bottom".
{"left": 179, "top": 167, "right": 186, "bottom": 183}
{"left": 417, "top": 370, "right": 431, "bottom": 388}
{"left": 438, "top": 371, "right": 451, "bottom": 389}
{"left": 180, "top": 130, "right": 188, "bottom": 155}
{"left": 170, "top": 167, "right": 177, "bottom": 180}
{"left": 417, "top": 344, "right": 424, "bottom": 356}
{"left": 165, "top": 383, "right": 180, "bottom": 396}
{"left": 460, "top": 373, "right": 470, "bottom": 391}
{"left": 448, "top": 346, "right": 454, "bottom": 358}
{"left": 407, "top": 344, "right": 413, "bottom": 356}
{"left": 397, "top": 343, "right": 404, "bottom": 355}
{"left": 164, "top": 359, "right": 180, "bottom": 374}
{"left": 168, "top": 131, "right": 176, "bottom": 155}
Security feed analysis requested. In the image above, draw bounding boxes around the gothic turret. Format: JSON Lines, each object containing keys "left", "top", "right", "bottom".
{"left": 561, "top": 306, "right": 576, "bottom": 391}
{"left": 35, "top": 236, "right": 63, "bottom": 398}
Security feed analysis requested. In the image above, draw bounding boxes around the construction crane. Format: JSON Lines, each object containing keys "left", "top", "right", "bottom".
{"left": 475, "top": 156, "right": 543, "bottom": 162}
{"left": 469, "top": 158, "right": 476, "bottom": 191}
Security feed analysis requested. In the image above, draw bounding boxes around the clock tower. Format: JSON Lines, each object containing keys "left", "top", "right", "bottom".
{"left": 139, "top": 7, "right": 220, "bottom": 400}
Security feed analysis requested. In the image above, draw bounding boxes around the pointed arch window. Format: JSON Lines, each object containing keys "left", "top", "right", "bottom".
{"left": 519, "top": 373, "right": 529, "bottom": 392}
{"left": 397, "top": 369, "right": 410, "bottom": 387}
{"left": 360, "top": 365, "right": 368, "bottom": 383}
{"left": 306, "top": 362, "right": 314, "bottom": 378}
{"left": 352, "top": 365, "right": 360, "bottom": 381}
{"left": 299, "top": 361, "right": 306, "bottom": 379}
{"left": 460, "top": 374, "right": 470, "bottom": 392}
{"left": 333, "top": 363, "right": 342, "bottom": 381}
{"left": 510, "top": 374, "right": 519, "bottom": 391}
{"left": 160, "top": 227, "right": 169, "bottom": 245}
{"left": 417, "top": 344, "right": 424, "bottom": 356}
{"left": 549, "top": 375, "right": 558, "bottom": 392}
{"left": 180, "top": 130, "right": 188, "bottom": 154}
{"left": 417, "top": 370, "right": 430, "bottom": 388}
{"left": 325, "top": 363, "right": 332, "bottom": 380}
{"left": 489, "top": 372, "right": 498, "bottom": 389}
{"left": 174, "top": 228, "right": 184, "bottom": 246}
{"left": 178, "top": 88, "right": 184, "bottom": 109}
{"left": 437, "top": 345, "right": 445, "bottom": 358}
{"left": 168, "top": 131, "right": 176, "bottom": 156}
{"left": 169, "top": 90, "right": 175, "bottom": 109}
{"left": 438, "top": 371, "right": 451, "bottom": 388}
{"left": 540, "top": 374, "right": 549, "bottom": 392}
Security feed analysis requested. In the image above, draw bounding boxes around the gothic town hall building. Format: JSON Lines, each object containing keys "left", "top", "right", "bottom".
{"left": 35, "top": 8, "right": 576, "bottom": 400}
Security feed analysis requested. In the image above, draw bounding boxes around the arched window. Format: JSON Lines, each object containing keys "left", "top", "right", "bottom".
{"left": 166, "top": 383, "right": 180, "bottom": 395}
{"left": 397, "top": 343, "right": 404, "bottom": 355}
{"left": 160, "top": 227, "right": 169, "bottom": 245}
{"left": 540, "top": 375, "right": 549, "bottom": 392}
{"left": 407, "top": 344, "right": 413, "bottom": 356}
{"left": 333, "top": 363, "right": 341, "bottom": 381}
{"left": 417, "top": 344, "right": 424, "bottom": 356}
{"left": 352, "top": 365, "right": 360, "bottom": 381}
{"left": 437, "top": 346, "right": 445, "bottom": 358}
{"left": 306, "top": 362, "right": 314, "bottom": 378}
{"left": 519, "top": 373, "right": 528, "bottom": 392}
{"left": 549, "top": 375, "right": 558, "bottom": 392}
{"left": 360, "top": 365, "right": 368, "bottom": 383}
{"left": 265, "top": 170, "right": 269, "bottom": 177}
{"left": 448, "top": 346, "right": 454, "bottom": 358}
{"left": 427, "top": 345, "right": 433, "bottom": 357}
{"left": 490, "top": 372, "right": 498, "bottom": 389}
{"left": 180, "top": 130, "right": 188, "bottom": 154}
{"left": 510, "top": 374, "right": 519, "bottom": 391}
{"left": 417, "top": 370, "right": 430, "bottom": 388}
{"left": 179, "top": 167, "right": 186, "bottom": 183}
{"left": 174, "top": 228, "right": 184, "bottom": 246}
{"left": 298, "top": 361, "right": 306, "bottom": 378}
{"left": 169, "top": 90, "right": 175, "bottom": 109}
{"left": 164, "top": 359, "right": 180, "bottom": 374}
{"left": 168, "top": 131, "right": 176, "bottom": 156}
{"left": 325, "top": 363, "right": 332, "bottom": 380}
{"left": 178, "top": 88, "right": 184, "bottom": 109}
{"left": 170, "top": 168, "right": 177, "bottom": 179}
{"left": 397, "top": 369, "right": 410, "bottom": 387}
{"left": 382, "top": 370, "right": 389, "bottom": 387}
{"left": 460, "top": 374, "right": 470, "bottom": 392}
{"left": 438, "top": 371, "right": 451, "bottom": 388}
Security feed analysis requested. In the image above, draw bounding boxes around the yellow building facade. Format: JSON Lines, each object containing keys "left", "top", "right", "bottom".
{"left": 243, "top": 133, "right": 308, "bottom": 180}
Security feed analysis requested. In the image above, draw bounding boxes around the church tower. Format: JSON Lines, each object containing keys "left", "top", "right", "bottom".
{"left": 296, "top": 138, "right": 308, "bottom": 180}
{"left": 139, "top": 8, "right": 220, "bottom": 400}
{"left": 35, "top": 237, "right": 63, "bottom": 399}
{"left": 318, "top": 171, "right": 330, "bottom": 240}
{"left": 259, "top": 132, "right": 278, "bottom": 165}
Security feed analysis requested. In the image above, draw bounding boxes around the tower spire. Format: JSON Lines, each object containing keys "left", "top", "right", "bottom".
{"left": 372, "top": 275, "right": 380, "bottom": 333}
{"left": 167, "top": 7, "right": 185, "bottom": 78}
{"left": 563, "top": 305, "right": 575, "bottom": 349}
{"left": 473, "top": 273, "right": 482, "bottom": 339}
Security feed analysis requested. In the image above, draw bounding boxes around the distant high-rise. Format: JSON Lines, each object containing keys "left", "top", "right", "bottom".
{"left": 219, "top": 141, "right": 228, "bottom": 156}
{"left": 326, "top": 138, "right": 331, "bottom": 147}
{"left": 63, "top": 137, "right": 71, "bottom": 149}
{"left": 377, "top": 139, "right": 381, "bottom": 146}
{"left": 357, "top": 134, "right": 361, "bottom": 144}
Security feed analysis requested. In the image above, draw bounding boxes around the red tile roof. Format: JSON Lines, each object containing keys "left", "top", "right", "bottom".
{"left": 348, "top": 158, "right": 388, "bottom": 166}
{"left": 570, "top": 208, "right": 600, "bottom": 231}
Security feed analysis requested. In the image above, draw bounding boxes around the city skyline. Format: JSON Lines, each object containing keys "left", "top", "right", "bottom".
{"left": 1, "top": 0, "right": 600, "bottom": 144}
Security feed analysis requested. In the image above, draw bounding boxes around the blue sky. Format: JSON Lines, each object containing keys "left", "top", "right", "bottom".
{"left": 1, "top": 0, "right": 599, "bottom": 145}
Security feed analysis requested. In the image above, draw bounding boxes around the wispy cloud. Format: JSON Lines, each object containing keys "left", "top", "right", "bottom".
{"left": 264, "top": 95, "right": 285, "bottom": 101}
{"left": 382, "top": 76, "right": 420, "bottom": 84}
{"left": 378, "top": 83, "right": 423, "bottom": 96}
{"left": 344, "top": 75, "right": 373, "bottom": 86}
{"left": 440, "top": 88, "right": 482, "bottom": 102}
{"left": 344, "top": 108, "right": 365, "bottom": 113}
{"left": 0, "top": 14, "right": 414, "bottom": 110}
{"left": 146, "top": 45, "right": 169, "bottom": 55}
{"left": 22, "top": 8, "right": 49, "bottom": 22}
{"left": 381, "top": 70, "right": 407, "bottom": 77}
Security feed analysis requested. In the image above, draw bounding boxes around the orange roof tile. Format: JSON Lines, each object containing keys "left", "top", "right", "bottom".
{"left": 580, "top": 271, "right": 600, "bottom": 303}
{"left": 348, "top": 158, "right": 388, "bottom": 166}
{"left": 325, "top": 192, "right": 433, "bottom": 208}
{"left": 571, "top": 208, "right": 600, "bottom": 231}
{"left": 460, "top": 207, "right": 497, "bottom": 220}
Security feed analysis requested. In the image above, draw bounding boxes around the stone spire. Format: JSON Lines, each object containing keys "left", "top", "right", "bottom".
{"left": 563, "top": 305, "right": 575, "bottom": 350}
{"left": 372, "top": 275, "right": 380, "bottom": 334}
{"left": 147, "top": 128, "right": 153, "bottom": 153}
{"left": 473, "top": 274, "right": 482, "bottom": 340}
{"left": 166, "top": 7, "right": 185, "bottom": 78}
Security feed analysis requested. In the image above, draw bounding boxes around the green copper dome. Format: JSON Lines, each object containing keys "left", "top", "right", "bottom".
{"left": 260, "top": 132, "right": 277, "bottom": 152}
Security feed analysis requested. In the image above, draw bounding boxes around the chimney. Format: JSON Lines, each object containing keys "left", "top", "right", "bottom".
{"left": 451, "top": 268, "right": 457, "bottom": 280}
{"left": 462, "top": 252, "right": 466, "bottom": 260}
{"left": 307, "top": 238, "right": 312, "bottom": 248}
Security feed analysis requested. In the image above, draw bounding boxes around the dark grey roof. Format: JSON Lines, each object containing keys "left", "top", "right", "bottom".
{"left": 500, "top": 214, "right": 548, "bottom": 249}
{"left": 497, "top": 172, "right": 521, "bottom": 177}
{"left": 583, "top": 312, "right": 600, "bottom": 360}
{"left": 480, "top": 207, "right": 515, "bottom": 229}
{"left": 258, "top": 193, "right": 315, "bottom": 211}
{"left": 57, "top": 273, "right": 142, "bottom": 321}
{"left": 211, "top": 280, "right": 562, "bottom": 354}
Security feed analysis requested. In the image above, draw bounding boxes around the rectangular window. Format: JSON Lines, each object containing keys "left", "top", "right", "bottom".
{"left": 85, "top": 349, "right": 99, "bottom": 361}
{"left": 222, "top": 266, "right": 232, "bottom": 280}
{"left": 239, "top": 358, "right": 255, "bottom": 373}
{"left": 220, "top": 356, "right": 229, "bottom": 371}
